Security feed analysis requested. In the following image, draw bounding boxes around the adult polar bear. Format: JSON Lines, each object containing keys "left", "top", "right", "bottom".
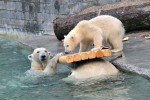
{"left": 63, "top": 15, "right": 125, "bottom": 53}
{"left": 67, "top": 59, "right": 119, "bottom": 80}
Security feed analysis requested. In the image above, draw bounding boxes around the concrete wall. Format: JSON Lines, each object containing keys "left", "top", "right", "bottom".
{"left": 0, "top": 0, "right": 120, "bottom": 35}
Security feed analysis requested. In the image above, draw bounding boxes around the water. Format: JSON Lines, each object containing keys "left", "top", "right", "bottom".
{"left": 0, "top": 39, "right": 150, "bottom": 100}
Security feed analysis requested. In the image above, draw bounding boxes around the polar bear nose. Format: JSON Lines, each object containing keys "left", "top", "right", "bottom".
{"left": 65, "top": 52, "right": 69, "bottom": 54}
{"left": 41, "top": 55, "right": 46, "bottom": 60}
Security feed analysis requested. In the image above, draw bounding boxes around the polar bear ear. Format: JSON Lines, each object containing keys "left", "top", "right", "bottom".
{"left": 28, "top": 54, "right": 33, "bottom": 61}
{"left": 48, "top": 52, "right": 54, "bottom": 59}
{"left": 71, "top": 36, "right": 75, "bottom": 41}
{"left": 48, "top": 52, "right": 52, "bottom": 57}
{"left": 64, "top": 35, "right": 67, "bottom": 38}
{"left": 48, "top": 52, "right": 51, "bottom": 55}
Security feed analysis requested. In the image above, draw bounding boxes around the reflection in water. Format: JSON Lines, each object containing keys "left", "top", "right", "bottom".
{"left": 0, "top": 39, "right": 150, "bottom": 100}
{"left": 69, "top": 75, "right": 129, "bottom": 100}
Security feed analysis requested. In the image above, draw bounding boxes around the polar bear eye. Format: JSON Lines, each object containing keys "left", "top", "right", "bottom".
{"left": 66, "top": 45, "right": 69, "bottom": 47}
{"left": 37, "top": 51, "right": 39, "bottom": 53}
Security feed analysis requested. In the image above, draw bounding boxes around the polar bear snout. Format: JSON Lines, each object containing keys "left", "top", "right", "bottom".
{"left": 39, "top": 51, "right": 49, "bottom": 61}
{"left": 64, "top": 45, "right": 72, "bottom": 54}
{"left": 65, "top": 51, "right": 70, "bottom": 54}
{"left": 64, "top": 49, "right": 71, "bottom": 54}
{"left": 40, "top": 55, "right": 46, "bottom": 61}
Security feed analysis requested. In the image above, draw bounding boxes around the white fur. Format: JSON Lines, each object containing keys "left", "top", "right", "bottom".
{"left": 28, "top": 48, "right": 51, "bottom": 70}
{"left": 68, "top": 60, "right": 119, "bottom": 79}
{"left": 28, "top": 48, "right": 62, "bottom": 74}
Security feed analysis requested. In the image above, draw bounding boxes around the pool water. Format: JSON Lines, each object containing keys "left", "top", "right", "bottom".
{"left": 0, "top": 39, "right": 150, "bottom": 100}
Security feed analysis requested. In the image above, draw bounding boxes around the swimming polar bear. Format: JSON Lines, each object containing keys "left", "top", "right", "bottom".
{"left": 27, "top": 47, "right": 62, "bottom": 74}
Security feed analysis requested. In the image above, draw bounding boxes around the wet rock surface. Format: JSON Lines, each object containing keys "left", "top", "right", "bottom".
{"left": 19, "top": 31, "right": 150, "bottom": 79}
{"left": 111, "top": 35, "right": 150, "bottom": 79}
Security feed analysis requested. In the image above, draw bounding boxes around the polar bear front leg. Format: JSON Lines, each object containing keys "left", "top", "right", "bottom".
{"left": 91, "top": 34, "right": 103, "bottom": 51}
{"left": 43, "top": 53, "right": 63, "bottom": 74}
{"left": 79, "top": 41, "right": 89, "bottom": 52}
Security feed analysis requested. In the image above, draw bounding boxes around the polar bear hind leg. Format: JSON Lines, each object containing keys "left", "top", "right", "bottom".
{"left": 108, "top": 32, "right": 123, "bottom": 52}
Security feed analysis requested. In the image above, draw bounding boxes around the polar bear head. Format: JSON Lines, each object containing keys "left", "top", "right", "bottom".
{"left": 28, "top": 48, "right": 51, "bottom": 62}
{"left": 63, "top": 31, "right": 79, "bottom": 54}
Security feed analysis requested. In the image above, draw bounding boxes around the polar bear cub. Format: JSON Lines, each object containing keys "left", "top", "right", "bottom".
{"left": 28, "top": 48, "right": 62, "bottom": 74}
{"left": 63, "top": 15, "right": 125, "bottom": 53}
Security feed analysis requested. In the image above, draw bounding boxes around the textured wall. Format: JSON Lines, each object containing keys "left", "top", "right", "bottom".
{"left": 0, "top": 0, "right": 120, "bottom": 35}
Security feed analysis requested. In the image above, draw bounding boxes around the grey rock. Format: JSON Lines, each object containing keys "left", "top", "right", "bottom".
{"left": 6, "top": 2, "right": 16, "bottom": 11}
{"left": 16, "top": 12, "right": 24, "bottom": 20}
{"left": 15, "top": 2, "right": 22, "bottom": 11}
{"left": 110, "top": 37, "right": 150, "bottom": 79}
{"left": 0, "top": 1, "right": 6, "bottom": 10}
{"left": 0, "top": 10, "right": 8, "bottom": 18}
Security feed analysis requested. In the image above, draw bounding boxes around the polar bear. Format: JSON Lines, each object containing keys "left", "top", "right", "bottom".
{"left": 63, "top": 59, "right": 119, "bottom": 80}
{"left": 63, "top": 15, "right": 125, "bottom": 53}
{"left": 28, "top": 48, "right": 62, "bottom": 74}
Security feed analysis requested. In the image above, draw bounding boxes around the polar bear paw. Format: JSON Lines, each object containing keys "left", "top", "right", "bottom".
{"left": 91, "top": 47, "right": 100, "bottom": 51}
{"left": 53, "top": 52, "right": 63, "bottom": 62}
{"left": 111, "top": 49, "right": 122, "bottom": 53}
{"left": 56, "top": 52, "right": 63, "bottom": 57}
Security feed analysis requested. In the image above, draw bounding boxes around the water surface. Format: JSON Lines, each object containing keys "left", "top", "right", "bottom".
{"left": 0, "top": 39, "right": 150, "bottom": 100}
